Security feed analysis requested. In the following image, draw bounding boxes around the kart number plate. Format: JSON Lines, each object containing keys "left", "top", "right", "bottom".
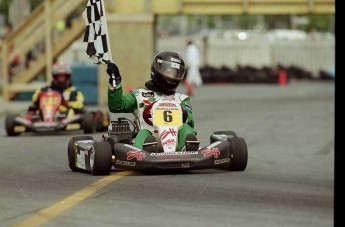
{"left": 41, "top": 96, "right": 60, "bottom": 106}
{"left": 153, "top": 109, "right": 182, "bottom": 127}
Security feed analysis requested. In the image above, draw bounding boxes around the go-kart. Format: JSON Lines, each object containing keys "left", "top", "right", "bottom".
{"left": 67, "top": 97, "right": 248, "bottom": 175}
{"left": 5, "top": 89, "right": 110, "bottom": 136}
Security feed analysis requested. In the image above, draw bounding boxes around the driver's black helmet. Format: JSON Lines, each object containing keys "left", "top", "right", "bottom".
{"left": 150, "top": 51, "right": 186, "bottom": 94}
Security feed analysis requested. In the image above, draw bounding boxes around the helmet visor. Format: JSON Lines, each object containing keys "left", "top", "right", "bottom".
{"left": 153, "top": 59, "right": 185, "bottom": 81}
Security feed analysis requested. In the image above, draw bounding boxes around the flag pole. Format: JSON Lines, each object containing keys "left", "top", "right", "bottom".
{"left": 100, "top": 0, "right": 113, "bottom": 62}
{"left": 100, "top": 0, "right": 116, "bottom": 87}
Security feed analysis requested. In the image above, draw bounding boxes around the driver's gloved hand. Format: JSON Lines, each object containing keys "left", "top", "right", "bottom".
{"left": 106, "top": 62, "right": 122, "bottom": 87}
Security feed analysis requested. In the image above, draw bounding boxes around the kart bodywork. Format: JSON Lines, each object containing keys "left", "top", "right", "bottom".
{"left": 68, "top": 98, "right": 248, "bottom": 175}
{"left": 5, "top": 89, "right": 109, "bottom": 136}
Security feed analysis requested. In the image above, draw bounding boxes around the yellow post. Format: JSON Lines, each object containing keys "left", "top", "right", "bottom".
{"left": 45, "top": 0, "right": 52, "bottom": 85}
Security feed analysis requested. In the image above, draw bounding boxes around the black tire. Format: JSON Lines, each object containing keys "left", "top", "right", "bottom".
{"left": 210, "top": 131, "right": 237, "bottom": 143}
{"left": 95, "top": 111, "right": 110, "bottom": 132}
{"left": 5, "top": 114, "right": 21, "bottom": 136}
{"left": 228, "top": 137, "right": 248, "bottom": 171}
{"left": 91, "top": 142, "right": 112, "bottom": 176}
{"left": 82, "top": 112, "right": 95, "bottom": 134}
{"left": 105, "top": 134, "right": 132, "bottom": 154}
{"left": 105, "top": 135, "right": 119, "bottom": 154}
{"left": 68, "top": 136, "right": 94, "bottom": 172}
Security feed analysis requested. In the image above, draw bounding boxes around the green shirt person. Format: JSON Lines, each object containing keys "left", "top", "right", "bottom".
{"left": 106, "top": 51, "right": 199, "bottom": 152}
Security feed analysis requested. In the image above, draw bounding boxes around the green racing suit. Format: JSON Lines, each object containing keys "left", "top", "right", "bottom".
{"left": 108, "top": 85, "right": 196, "bottom": 151}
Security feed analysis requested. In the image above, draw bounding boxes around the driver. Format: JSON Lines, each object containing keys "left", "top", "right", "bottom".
{"left": 107, "top": 50, "right": 199, "bottom": 152}
{"left": 29, "top": 62, "right": 85, "bottom": 117}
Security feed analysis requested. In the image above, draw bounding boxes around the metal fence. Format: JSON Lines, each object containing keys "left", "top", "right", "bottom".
{"left": 60, "top": 34, "right": 335, "bottom": 78}
{"left": 156, "top": 36, "right": 335, "bottom": 77}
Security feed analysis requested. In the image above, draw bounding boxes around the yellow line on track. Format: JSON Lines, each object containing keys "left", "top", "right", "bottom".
{"left": 15, "top": 171, "right": 132, "bottom": 227}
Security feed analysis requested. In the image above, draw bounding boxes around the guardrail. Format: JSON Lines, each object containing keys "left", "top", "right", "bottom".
{"left": 1, "top": 0, "right": 85, "bottom": 100}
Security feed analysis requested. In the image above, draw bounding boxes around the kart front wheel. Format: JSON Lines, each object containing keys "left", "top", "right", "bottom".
{"left": 90, "top": 142, "right": 112, "bottom": 176}
{"left": 5, "top": 114, "right": 21, "bottom": 136}
{"left": 94, "top": 111, "right": 110, "bottom": 132}
{"left": 228, "top": 136, "right": 248, "bottom": 171}
{"left": 68, "top": 136, "right": 94, "bottom": 172}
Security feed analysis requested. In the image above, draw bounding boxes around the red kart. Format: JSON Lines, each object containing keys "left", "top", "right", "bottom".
{"left": 5, "top": 89, "right": 109, "bottom": 136}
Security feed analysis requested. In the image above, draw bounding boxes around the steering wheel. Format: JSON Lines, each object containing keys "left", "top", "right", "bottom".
{"left": 142, "top": 101, "right": 156, "bottom": 126}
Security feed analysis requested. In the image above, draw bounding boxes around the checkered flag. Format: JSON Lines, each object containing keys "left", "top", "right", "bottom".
{"left": 83, "top": 0, "right": 112, "bottom": 64}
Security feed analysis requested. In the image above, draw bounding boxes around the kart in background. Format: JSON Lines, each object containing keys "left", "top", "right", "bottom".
{"left": 67, "top": 97, "right": 248, "bottom": 175}
{"left": 5, "top": 89, "right": 110, "bottom": 136}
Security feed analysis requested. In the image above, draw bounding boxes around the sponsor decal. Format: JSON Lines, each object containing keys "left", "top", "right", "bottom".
{"left": 214, "top": 158, "right": 230, "bottom": 165}
{"left": 184, "top": 102, "right": 192, "bottom": 112}
{"left": 156, "top": 107, "right": 179, "bottom": 111}
{"left": 151, "top": 151, "right": 198, "bottom": 156}
{"left": 160, "top": 128, "right": 177, "bottom": 140}
{"left": 80, "top": 149, "right": 89, "bottom": 155}
{"left": 131, "top": 89, "right": 140, "bottom": 96}
{"left": 143, "top": 99, "right": 152, "bottom": 106}
{"left": 76, "top": 150, "right": 86, "bottom": 169}
{"left": 142, "top": 92, "right": 154, "bottom": 97}
{"left": 171, "top": 57, "right": 181, "bottom": 63}
{"left": 162, "top": 138, "right": 176, "bottom": 146}
{"left": 202, "top": 148, "right": 221, "bottom": 158}
{"left": 150, "top": 151, "right": 198, "bottom": 159}
{"left": 158, "top": 103, "right": 177, "bottom": 107}
{"left": 152, "top": 155, "right": 188, "bottom": 159}
{"left": 116, "top": 159, "right": 136, "bottom": 166}
{"left": 126, "top": 151, "right": 146, "bottom": 161}
{"left": 171, "top": 62, "right": 180, "bottom": 69}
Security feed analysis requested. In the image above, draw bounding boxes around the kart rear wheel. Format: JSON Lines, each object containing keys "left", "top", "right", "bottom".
{"left": 82, "top": 112, "right": 95, "bottom": 134}
{"left": 210, "top": 131, "right": 237, "bottom": 143}
{"left": 68, "top": 136, "right": 94, "bottom": 172}
{"left": 5, "top": 114, "right": 21, "bottom": 136}
{"left": 105, "top": 135, "right": 120, "bottom": 154}
{"left": 94, "top": 111, "right": 110, "bottom": 132}
{"left": 228, "top": 137, "right": 248, "bottom": 171}
{"left": 91, "top": 142, "right": 112, "bottom": 175}
{"left": 105, "top": 134, "right": 132, "bottom": 154}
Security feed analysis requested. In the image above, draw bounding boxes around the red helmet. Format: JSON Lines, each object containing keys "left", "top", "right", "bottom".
{"left": 51, "top": 62, "right": 72, "bottom": 90}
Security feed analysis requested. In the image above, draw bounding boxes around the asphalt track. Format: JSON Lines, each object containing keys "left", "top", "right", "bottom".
{"left": 0, "top": 81, "right": 334, "bottom": 227}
